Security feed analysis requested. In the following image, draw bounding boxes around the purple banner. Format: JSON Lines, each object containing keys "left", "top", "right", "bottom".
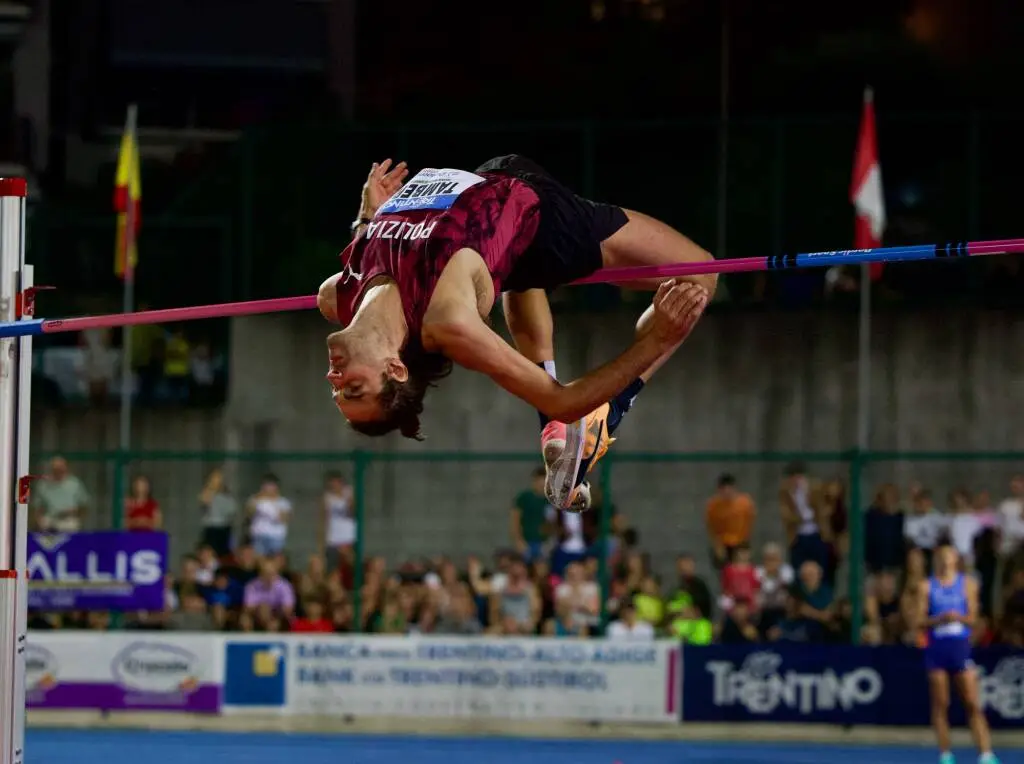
{"left": 27, "top": 531, "right": 168, "bottom": 610}
{"left": 24, "top": 637, "right": 221, "bottom": 713}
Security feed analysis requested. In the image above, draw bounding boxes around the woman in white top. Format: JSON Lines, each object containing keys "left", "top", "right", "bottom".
{"left": 246, "top": 474, "right": 292, "bottom": 558}
{"left": 321, "top": 471, "right": 355, "bottom": 572}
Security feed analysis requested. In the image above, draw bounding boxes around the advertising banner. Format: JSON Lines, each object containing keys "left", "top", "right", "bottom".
{"left": 26, "top": 631, "right": 222, "bottom": 713}
{"left": 27, "top": 532, "right": 167, "bottom": 610}
{"left": 682, "top": 643, "right": 1024, "bottom": 728}
{"left": 223, "top": 635, "right": 681, "bottom": 722}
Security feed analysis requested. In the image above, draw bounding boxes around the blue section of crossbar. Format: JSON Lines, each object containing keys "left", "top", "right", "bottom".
{"left": 0, "top": 318, "right": 43, "bottom": 339}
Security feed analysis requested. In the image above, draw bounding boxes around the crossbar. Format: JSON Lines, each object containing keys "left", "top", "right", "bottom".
{"left": 0, "top": 237, "right": 1020, "bottom": 339}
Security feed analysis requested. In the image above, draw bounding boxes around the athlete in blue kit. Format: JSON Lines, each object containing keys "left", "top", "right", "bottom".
{"left": 916, "top": 543, "right": 999, "bottom": 764}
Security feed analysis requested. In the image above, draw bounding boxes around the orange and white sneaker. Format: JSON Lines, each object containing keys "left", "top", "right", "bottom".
{"left": 541, "top": 403, "right": 615, "bottom": 512}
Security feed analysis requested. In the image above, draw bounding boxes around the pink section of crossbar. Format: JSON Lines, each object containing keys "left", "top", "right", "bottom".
{"left": 44, "top": 295, "right": 318, "bottom": 333}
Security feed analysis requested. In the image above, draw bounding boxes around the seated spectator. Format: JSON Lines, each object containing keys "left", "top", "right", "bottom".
{"left": 948, "top": 488, "right": 980, "bottom": 566}
{"left": 767, "top": 591, "right": 814, "bottom": 643}
{"left": 721, "top": 544, "right": 759, "bottom": 613}
{"left": 865, "top": 570, "right": 903, "bottom": 644}
{"left": 489, "top": 558, "right": 541, "bottom": 635}
{"left": 668, "top": 601, "right": 712, "bottom": 644}
{"left": 374, "top": 594, "right": 407, "bottom": 634}
{"left": 291, "top": 600, "right": 334, "bottom": 633}
{"left": 546, "top": 600, "right": 589, "bottom": 638}
{"left": 633, "top": 574, "right": 664, "bottom": 629}
{"left": 717, "top": 598, "right": 759, "bottom": 644}
{"left": 204, "top": 571, "right": 235, "bottom": 628}
{"left": 175, "top": 556, "right": 205, "bottom": 600}
{"left": 755, "top": 542, "right": 793, "bottom": 635}
{"left": 865, "top": 483, "right": 905, "bottom": 574}
{"left": 606, "top": 602, "right": 654, "bottom": 640}
{"left": 667, "top": 554, "right": 712, "bottom": 622}
{"left": 828, "top": 597, "right": 853, "bottom": 643}
{"left": 529, "top": 558, "right": 557, "bottom": 625}
{"left": 554, "top": 560, "right": 600, "bottom": 632}
{"left": 168, "top": 592, "right": 214, "bottom": 631}
{"left": 243, "top": 560, "right": 296, "bottom": 628}
{"left": 332, "top": 599, "right": 355, "bottom": 633}
{"left": 125, "top": 475, "right": 162, "bottom": 531}
{"left": 794, "top": 560, "right": 835, "bottom": 640}
{"left": 222, "top": 544, "right": 260, "bottom": 588}
{"left": 297, "top": 554, "right": 331, "bottom": 604}
{"left": 436, "top": 585, "right": 483, "bottom": 635}
{"left": 195, "top": 544, "right": 219, "bottom": 586}
{"left": 821, "top": 478, "right": 848, "bottom": 585}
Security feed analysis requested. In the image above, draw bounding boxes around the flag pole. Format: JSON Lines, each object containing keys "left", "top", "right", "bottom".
{"left": 116, "top": 103, "right": 138, "bottom": 532}
{"left": 856, "top": 88, "right": 874, "bottom": 455}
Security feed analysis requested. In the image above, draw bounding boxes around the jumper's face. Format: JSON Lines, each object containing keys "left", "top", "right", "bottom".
{"left": 326, "top": 333, "right": 389, "bottom": 424}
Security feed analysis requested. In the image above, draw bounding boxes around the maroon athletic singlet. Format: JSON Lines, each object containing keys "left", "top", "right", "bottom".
{"left": 334, "top": 168, "right": 541, "bottom": 333}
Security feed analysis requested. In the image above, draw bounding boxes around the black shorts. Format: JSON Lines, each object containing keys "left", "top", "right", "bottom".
{"left": 475, "top": 155, "right": 628, "bottom": 292}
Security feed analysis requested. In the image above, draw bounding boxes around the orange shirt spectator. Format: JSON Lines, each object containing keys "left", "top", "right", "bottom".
{"left": 125, "top": 475, "right": 162, "bottom": 531}
{"left": 705, "top": 474, "right": 756, "bottom": 567}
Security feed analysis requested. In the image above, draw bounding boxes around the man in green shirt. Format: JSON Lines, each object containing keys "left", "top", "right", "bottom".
{"left": 32, "top": 457, "right": 89, "bottom": 532}
{"left": 510, "top": 467, "right": 553, "bottom": 561}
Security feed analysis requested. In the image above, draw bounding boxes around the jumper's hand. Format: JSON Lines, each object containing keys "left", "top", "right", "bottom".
{"left": 648, "top": 281, "right": 708, "bottom": 347}
{"left": 360, "top": 159, "right": 409, "bottom": 218}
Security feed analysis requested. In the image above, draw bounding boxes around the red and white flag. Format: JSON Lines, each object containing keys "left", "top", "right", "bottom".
{"left": 850, "top": 87, "right": 886, "bottom": 280}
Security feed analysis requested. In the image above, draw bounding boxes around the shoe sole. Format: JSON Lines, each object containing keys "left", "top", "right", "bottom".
{"left": 544, "top": 416, "right": 587, "bottom": 510}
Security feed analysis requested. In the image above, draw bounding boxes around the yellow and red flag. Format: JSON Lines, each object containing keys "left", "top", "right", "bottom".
{"left": 113, "top": 106, "right": 141, "bottom": 280}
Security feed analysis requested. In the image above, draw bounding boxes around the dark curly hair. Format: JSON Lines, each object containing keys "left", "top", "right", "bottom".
{"left": 347, "top": 338, "right": 453, "bottom": 440}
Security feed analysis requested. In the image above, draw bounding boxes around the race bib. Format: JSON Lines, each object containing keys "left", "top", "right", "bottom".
{"left": 376, "top": 168, "right": 485, "bottom": 215}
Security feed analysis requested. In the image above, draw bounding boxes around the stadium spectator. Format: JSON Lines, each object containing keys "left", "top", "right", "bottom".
{"left": 821, "top": 478, "right": 848, "bottom": 585}
{"left": 194, "top": 544, "right": 220, "bottom": 585}
{"left": 720, "top": 544, "right": 759, "bottom": 613}
{"left": 168, "top": 592, "right": 215, "bottom": 631}
{"left": 865, "top": 483, "right": 906, "bottom": 574}
{"left": 606, "top": 601, "right": 654, "bottom": 640}
{"left": 948, "top": 488, "right": 981, "bottom": 566}
{"left": 245, "top": 474, "right": 292, "bottom": 558}
{"left": 188, "top": 340, "right": 219, "bottom": 405}
{"left": 76, "top": 328, "right": 114, "bottom": 405}
{"left": 32, "top": 456, "right": 89, "bottom": 532}
{"left": 633, "top": 574, "right": 665, "bottom": 628}
{"left": 780, "top": 462, "right": 829, "bottom": 571}
{"left": 321, "top": 471, "right": 355, "bottom": 572}
{"left": 971, "top": 490, "right": 1000, "bottom": 616}
{"left": 717, "top": 598, "right": 759, "bottom": 644}
{"left": 175, "top": 556, "right": 204, "bottom": 600}
{"left": 437, "top": 585, "right": 483, "bottom": 635}
{"left": 905, "top": 489, "right": 945, "bottom": 567}
{"left": 670, "top": 553, "right": 713, "bottom": 622}
{"left": 865, "top": 570, "right": 903, "bottom": 644}
{"left": 222, "top": 543, "right": 260, "bottom": 588}
{"left": 705, "top": 473, "right": 756, "bottom": 568}
{"left": 243, "top": 559, "right": 296, "bottom": 628}
{"left": 291, "top": 600, "right": 334, "bottom": 633}
{"left": 793, "top": 560, "right": 834, "bottom": 641}
{"left": 550, "top": 504, "right": 588, "bottom": 577}
{"left": 998, "top": 475, "right": 1024, "bottom": 539}
{"left": 489, "top": 558, "right": 540, "bottom": 635}
{"left": 125, "top": 475, "right": 162, "bottom": 531}
{"left": 755, "top": 542, "right": 793, "bottom": 635}
{"left": 668, "top": 600, "right": 712, "bottom": 644}
{"left": 297, "top": 554, "right": 331, "bottom": 605}
{"left": 554, "top": 560, "right": 600, "bottom": 631}
{"left": 529, "top": 558, "right": 557, "bottom": 625}
{"left": 332, "top": 598, "right": 355, "bottom": 633}
{"left": 767, "top": 591, "right": 814, "bottom": 643}
{"left": 161, "top": 328, "right": 191, "bottom": 403}
{"left": 510, "top": 466, "right": 553, "bottom": 562}
{"left": 198, "top": 467, "right": 237, "bottom": 556}
{"left": 204, "top": 571, "right": 235, "bottom": 627}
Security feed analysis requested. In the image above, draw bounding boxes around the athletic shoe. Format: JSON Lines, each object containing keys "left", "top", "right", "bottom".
{"left": 978, "top": 753, "right": 999, "bottom": 764}
{"left": 542, "top": 403, "right": 614, "bottom": 511}
{"left": 938, "top": 753, "right": 955, "bottom": 764}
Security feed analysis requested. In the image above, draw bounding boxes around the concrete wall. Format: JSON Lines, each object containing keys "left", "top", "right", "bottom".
{"left": 38, "top": 308, "right": 1024, "bottom": 582}
{"left": 225, "top": 307, "right": 1024, "bottom": 577}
